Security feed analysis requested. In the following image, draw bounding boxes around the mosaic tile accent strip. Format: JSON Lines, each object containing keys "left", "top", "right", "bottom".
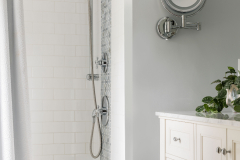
{"left": 101, "top": 0, "right": 111, "bottom": 160}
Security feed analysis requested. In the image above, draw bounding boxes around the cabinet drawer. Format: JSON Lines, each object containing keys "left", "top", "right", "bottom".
{"left": 166, "top": 120, "right": 194, "bottom": 160}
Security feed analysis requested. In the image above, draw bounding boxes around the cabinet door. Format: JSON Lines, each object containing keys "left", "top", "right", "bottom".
{"left": 197, "top": 125, "right": 226, "bottom": 160}
{"left": 227, "top": 129, "right": 240, "bottom": 160}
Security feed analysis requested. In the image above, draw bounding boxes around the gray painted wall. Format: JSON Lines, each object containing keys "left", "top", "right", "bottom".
{"left": 132, "top": 0, "right": 240, "bottom": 159}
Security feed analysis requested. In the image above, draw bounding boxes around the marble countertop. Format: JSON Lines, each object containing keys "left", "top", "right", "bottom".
{"left": 156, "top": 111, "right": 240, "bottom": 127}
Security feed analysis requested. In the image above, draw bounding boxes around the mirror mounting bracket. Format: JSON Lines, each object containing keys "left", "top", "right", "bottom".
{"left": 157, "top": 15, "right": 201, "bottom": 40}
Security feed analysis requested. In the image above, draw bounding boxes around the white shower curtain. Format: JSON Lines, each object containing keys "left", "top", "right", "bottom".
{"left": 0, "top": 0, "right": 31, "bottom": 160}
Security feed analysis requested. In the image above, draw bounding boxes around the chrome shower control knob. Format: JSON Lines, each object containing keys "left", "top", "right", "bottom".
{"left": 216, "top": 147, "right": 222, "bottom": 154}
{"left": 222, "top": 148, "right": 231, "bottom": 155}
{"left": 173, "top": 137, "right": 180, "bottom": 141}
{"left": 95, "top": 57, "right": 99, "bottom": 69}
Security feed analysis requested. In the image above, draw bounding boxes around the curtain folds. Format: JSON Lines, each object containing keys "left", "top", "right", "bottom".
{"left": 0, "top": 0, "right": 31, "bottom": 160}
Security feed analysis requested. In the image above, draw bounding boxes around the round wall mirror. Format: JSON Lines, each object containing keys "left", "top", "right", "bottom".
{"left": 162, "top": 0, "right": 206, "bottom": 17}
{"left": 171, "top": 0, "right": 197, "bottom": 7}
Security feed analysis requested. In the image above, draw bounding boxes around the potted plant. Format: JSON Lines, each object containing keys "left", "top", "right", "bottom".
{"left": 196, "top": 67, "right": 240, "bottom": 113}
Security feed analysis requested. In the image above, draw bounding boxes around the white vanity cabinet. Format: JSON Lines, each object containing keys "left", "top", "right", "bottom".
{"left": 156, "top": 112, "right": 240, "bottom": 160}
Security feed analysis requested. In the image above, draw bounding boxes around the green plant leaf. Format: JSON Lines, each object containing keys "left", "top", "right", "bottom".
{"left": 222, "top": 80, "right": 229, "bottom": 86}
{"left": 196, "top": 105, "right": 204, "bottom": 112}
{"left": 234, "top": 105, "right": 240, "bottom": 112}
{"left": 225, "top": 70, "right": 237, "bottom": 74}
{"left": 228, "top": 66, "right": 235, "bottom": 70}
{"left": 204, "top": 104, "right": 210, "bottom": 112}
{"left": 226, "top": 75, "right": 237, "bottom": 81}
{"left": 233, "top": 97, "right": 240, "bottom": 105}
{"left": 215, "top": 84, "right": 223, "bottom": 91}
{"left": 211, "top": 79, "right": 221, "bottom": 84}
{"left": 216, "top": 105, "right": 224, "bottom": 112}
{"left": 218, "top": 89, "right": 227, "bottom": 98}
{"left": 235, "top": 77, "right": 240, "bottom": 84}
{"left": 202, "top": 96, "right": 213, "bottom": 104}
{"left": 223, "top": 114, "right": 229, "bottom": 120}
{"left": 223, "top": 80, "right": 232, "bottom": 89}
{"left": 239, "top": 70, "right": 240, "bottom": 75}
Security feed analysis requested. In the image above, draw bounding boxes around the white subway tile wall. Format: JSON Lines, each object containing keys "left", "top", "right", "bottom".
{"left": 23, "top": 0, "right": 101, "bottom": 160}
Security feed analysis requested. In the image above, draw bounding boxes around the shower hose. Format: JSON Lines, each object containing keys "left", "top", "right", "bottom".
{"left": 88, "top": 0, "right": 102, "bottom": 158}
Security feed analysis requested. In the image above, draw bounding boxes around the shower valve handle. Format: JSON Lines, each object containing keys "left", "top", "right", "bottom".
{"left": 95, "top": 57, "right": 99, "bottom": 69}
{"left": 95, "top": 57, "right": 108, "bottom": 69}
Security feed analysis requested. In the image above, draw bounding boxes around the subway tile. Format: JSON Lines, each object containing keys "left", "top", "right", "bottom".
{"left": 32, "top": 23, "right": 55, "bottom": 34}
{"left": 55, "top": 24, "right": 76, "bottom": 34}
{"left": 76, "top": 133, "right": 87, "bottom": 143}
{"left": 27, "top": 67, "right": 32, "bottom": 77}
{"left": 42, "top": 78, "right": 65, "bottom": 89}
{"left": 85, "top": 100, "right": 94, "bottom": 111}
{"left": 23, "top": 1, "right": 32, "bottom": 11}
{"left": 76, "top": 68, "right": 89, "bottom": 78}
{"left": 75, "top": 89, "right": 93, "bottom": 100}
{"left": 64, "top": 79, "right": 86, "bottom": 89}
{"left": 32, "top": 145, "right": 42, "bottom": 155}
{"left": 42, "top": 12, "right": 64, "bottom": 23}
{"left": 26, "top": 45, "right": 55, "bottom": 56}
{"left": 32, "top": 134, "right": 53, "bottom": 144}
{"left": 54, "top": 67, "right": 75, "bottom": 78}
{"left": 33, "top": 156, "right": 53, "bottom": 160}
{"left": 65, "top": 35, "right": 87, "bottom": 45}
{"left": 42, "top": 144, "right": 64, "bottom": 155}
{"left": 54, "top": 89, "right": 74, "bottom": 99}
{"left": 31, "top": 111, "right": 53, "bottom": 122}
{"left": 26, "top": 34, "right": 43, "bottom": 45}
{"left": 32, "top": 89, "right": 54, "bottom": 99}
{"left": 32, "top": 1, "right": 54, "bottom": 12}
{"left": 55, "top": 2, "right": 76, "bottom": 13}
{"left": 31, "top": 123, "right": 43, "bottom": 133}
{"left": 29, "top": 78, "right": 43, "bottom": 89}
{"left": 54, "top": 133, "right": 75, "bottom": 143}
{"left": 85, "top": 122, "right": 92, "bottom": 132}
{"left": 64, "top": 57, "right": 86, "bottom": 67}
{"left": 65, "top": 0, "right": 86, "bottom": 2}
{"left": 75, "top": 111, "right": 91, "bottom": 121}
{"left": 43, "top": 34, "right": 64, "bottom": 45}
{"left": 54, "top": 155, "right": 74, "bottom": 160}
{"left": 76, "top": 24, "right": 89, "bottom": 35}
{"left": 27, "top": 56, "right": 43, "bottom": 66}
{"left": 42, "top": 100, "right": 65, "bottom": 110}
{"left": 64, "top": 122, "right": 85, "bottom": 132}
{"left": 24, "top": 22, "right": 33, "bottom": 33}
{"left": 42, "top": 56, "right": 64, "bottom": 67}
{"left": 75, "top": 154, "right": 93, "bottom": 160}
{"left": 32, "top": 67, "right": 53, "bottom": 78}
{"left": 54, "top": 111, "right": 74, "bottom": 121}
{"left": 65, "top": 143, "right": 85, "bottom": 154}
{"left": 64, "top": 100, "right": 85, "bottom": 110}
{"left": 65, "top": 13, "right": 87, "bottom": 24}
{"left": 24, "top": 11, "right": 43, "bottom": 22}
{"left": 76, "top": 3, "right": 88, "bottom": 14}
{"left": 42, "top": 122, "right": 65, "bottom": 133}
{"left": 55, "top": 46, "right": 75, "bottom": 56}
{"left": 76, "top": 46, "right": 89, "bottom": 56}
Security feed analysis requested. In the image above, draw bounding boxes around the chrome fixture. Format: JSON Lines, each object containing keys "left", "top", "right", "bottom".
{"left": 216, "top": 147, "right": 222, "bottom": 154}
{"left": 95, "top": 53, "right": 108, "bottom": 73}
{"left": 222, "top": 148, "right": 231, "bottom": 155}
{"left": 86, "top": 74, "right": 99, "bottom": 81}
{"left": 157, "top": 0, "right": 206, "bottom": 40}
{"left": 87, "top": 0, "right": 103, "bottom": 158}
{"left": 92, "top": 97, "right": 109, "bottom": 125}
{"left": 100, "top": 96, "right": 109, "bottom": 126}
{"left": 173, "top": 137, "right": 181, "bottom": 142}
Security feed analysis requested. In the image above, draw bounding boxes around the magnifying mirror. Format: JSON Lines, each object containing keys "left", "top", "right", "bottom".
{"left": 157, "top": 0, "right": 206, "bottom": 40}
